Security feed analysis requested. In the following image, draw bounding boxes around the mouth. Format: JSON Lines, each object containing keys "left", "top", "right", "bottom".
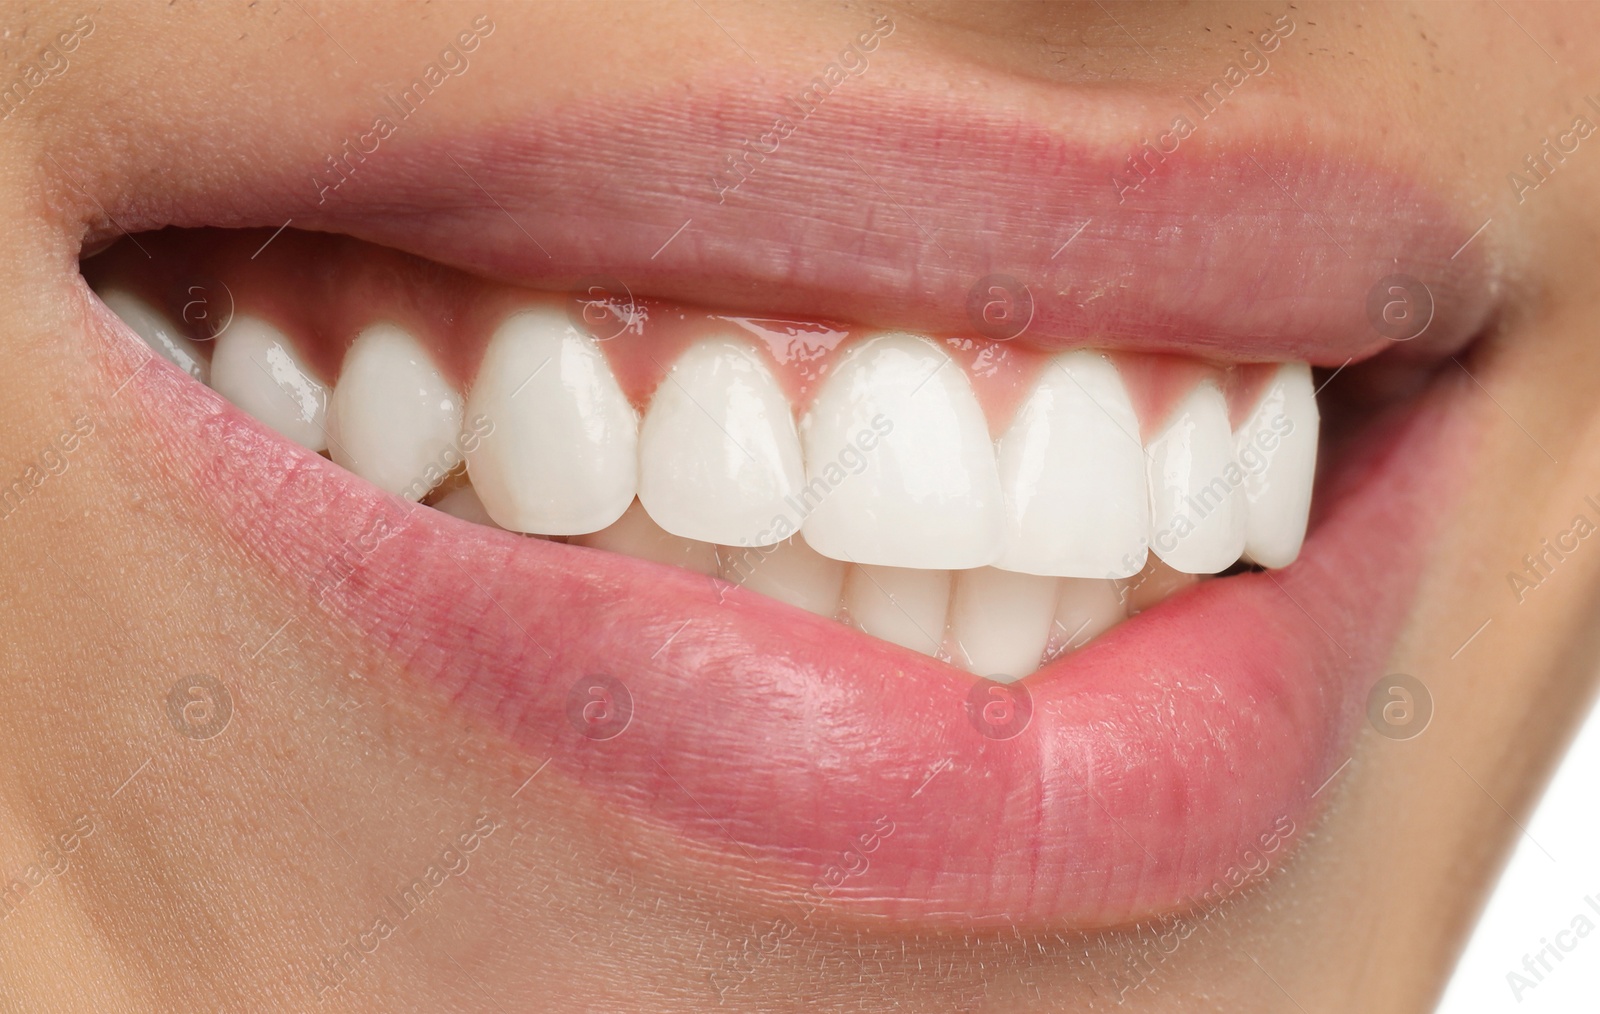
{"left": 69, "top": 78, "right": 1497, "bottom": 929}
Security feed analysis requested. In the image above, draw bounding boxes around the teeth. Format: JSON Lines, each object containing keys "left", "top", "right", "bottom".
{"left": 572, "top": 499, "right": 719, "bottom": 576}
{"left": 465, "top": 309, "right": 638, "bottom": 535}
{"left": 800, "top": 333, "right": 1003, "bottom": 570}
{"left": 638, "top": 337, "right": 804, "bottom": 546}
{"left": 947, "top": 568, "right": 1059, "bottom": 681}
{"left": 1049, "top": 578, "right": 1126, "bottom": 656}
{"left": 995, "top": 351, "right": 1150, "bottom": 579}
{"left": 1237, "top": 363, "right": 1319, "bottom": 568}
{"left": 211, "top": 314, "right": 330, "bottom": 451}
{"left": 327, "top": 324, "right": 463, "bottom": 500}
{"left": 718, "top": 536, "right": 846, "bottom": 618}
{"left": 1123, "top": 554, "right": 1201, "bottom": 615}
{"left": 843, "top": 564, "right": 951, "bottom": 657}
{"left": 100, "top": 289, "right": 210, "bottom": 384}
{"left": 433, "top": 485, "right": 500, "bottom": 528}
{"left": 1145, "top": 381, "right": 1248, "bottom": 575}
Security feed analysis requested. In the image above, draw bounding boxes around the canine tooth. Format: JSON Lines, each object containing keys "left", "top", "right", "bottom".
{"left": 573, "top": 499, "right": 719, "bottom": 576}
{"left": 1049, "top": 578, "right": 1125, "bottom": 656}
{"left": 100, "top": 289, "right": 209, "bottom": 384}
{"left": 327, "top": 324, "right": 463, "bottom": 500}
{"left": 1145, "top": 381, "right": 1247, "bottom": 574}
{"left": 995, "top": 351, "right": 1149, "bottom": 579}
{"left": 638, "top": 338, "right": 804, "bottom": 546}
{"left": 947, "top": 568, "right": 1059, "bottom": 682}
{"left": 1237, "top": 363, "right": 1319, "bottom": 568}
{"left": 718, "top": 536, "right": 846, "bottom": 617}
{"left": 465, "top": 308, "right": 637, "bottom": 535}
{"left": 800, "top": 333, "right": 1003, "bottom": 570}
{"left": 211, "top": 314, "right": 329, "bottom": 451}
{"left": 843, "top": 564, "right": 951, "bottom": 657}
{"left": 433, "top": 485, "right": 500, "bottom": 528}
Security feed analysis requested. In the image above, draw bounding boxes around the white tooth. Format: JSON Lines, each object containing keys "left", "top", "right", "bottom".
{"left": 100, "top": 289, "right": 210, "bottom": 384}
{"left": 947, "top": 567, "right": 1059, "bottom": 682}
{"left": 718, "top": 536, "right": 846, "bottom": 618}
{"left": 638, "top": 337, "right": 804, "bottom": 546}
{"left": 210, "top": 314, "right": 329, "bottom": 451}
{"left": 842, "top": 564, "right": 951, "bottom": 657}
{"left": 800, "top": 333, "right": 1003, "bottom": 570}
{"left": 1049, "top": 578, "right": 1126, "bottom": 656}
{"left": 433, "top": 485, "right": 501, "bottom": 528}
{"left": 1145, "top": 381, "right": 1247, "bottom": 574}
{"left": 327, "top": 324, "right": 463, "bottom": 500}
{"left": 464, "top": 308, "right": 637, "bottom": 535}
{"left": 995, "top": 351, "right": 1150, "bottom": 579}
{"left": 573, "top": 499, "right": 719, "bottom": 576}
{"left": 1236, "top": 363, "right": 1319, "bottom": 569}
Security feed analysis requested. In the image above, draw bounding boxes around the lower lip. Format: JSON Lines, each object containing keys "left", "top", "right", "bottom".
{"left": 125, "top": 308, "right": 1472, "bottom": 929}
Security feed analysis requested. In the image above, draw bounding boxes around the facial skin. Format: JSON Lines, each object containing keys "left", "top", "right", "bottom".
{"left": 1, "top": 1, "right": 1598, "bottom": 1010}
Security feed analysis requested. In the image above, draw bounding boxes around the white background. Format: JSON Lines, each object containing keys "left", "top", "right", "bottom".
{"left": 1436, "top": 696, "right": 1600, "bottom": 1012}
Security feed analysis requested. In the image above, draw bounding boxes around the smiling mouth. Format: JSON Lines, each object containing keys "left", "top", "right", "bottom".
{"left": 66, "top": 78, "right": 1499, "bottom": 929}
{"left": 90, "top": 227, "right": 1323, "bottom": 679}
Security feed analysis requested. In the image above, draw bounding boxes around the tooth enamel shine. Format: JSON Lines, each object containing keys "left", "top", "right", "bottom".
{"left": 465, "top": 308, "right": 638, "bottom": 536}
{"left": 800, "top": 333, "right": 1004, "bottom": 571}
{"left": 638, "top": 337, "right": 805, "bottom": 547}
{"left": 210, "top": 314, "right": 330, "bottom": 451}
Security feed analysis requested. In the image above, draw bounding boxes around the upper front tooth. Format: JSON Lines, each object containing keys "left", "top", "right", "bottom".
{"left": 327, "top": 324, "right": 463, "bottom": 500}
{"left": 100, "top": 289, "right": 210, "bottom": 384}
{"left": 1145, "top": 381, "right": 1248, "bottom": 574}
{"left": 211, "top": 314, "right": 329, "bottom": 451}
{"left": 573, "top": 499, "right": 720, "bottom": 576}
{"left": 638, "top": 337, "right": 804, "bottom": 546}
{"left": 1237, "top": 362, "right": 1319, "bottom": 568}
{"left": 800, "top": 333, "right": 1004, "bottom": 570}
{"left": 464, "top": 308, "right": 638, "bottom": 536}
{"left": 995, "top": 351, "right": 1150, "bottom": 579}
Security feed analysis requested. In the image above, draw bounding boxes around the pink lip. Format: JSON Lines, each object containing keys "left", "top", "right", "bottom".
{"left": 113, "top": 87, "right": 1498, "bottom": 366}
{"left": 103, "top": 310, "right": 1476, "bottom": 927}
{"left": 80, "top": 81, "right": 1496, "bottom": 927}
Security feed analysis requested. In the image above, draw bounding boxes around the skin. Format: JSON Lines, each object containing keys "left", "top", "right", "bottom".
{"left": 0, "top": 1, "right": 1597, "bottom": 1010}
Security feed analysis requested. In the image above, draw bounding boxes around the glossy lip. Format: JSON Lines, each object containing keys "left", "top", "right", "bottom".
{"left": 93, "top": 88, "right": 1500, "bottom": 366}
{"left": 71, "top": 81, "right": 1498, "bottom": 928}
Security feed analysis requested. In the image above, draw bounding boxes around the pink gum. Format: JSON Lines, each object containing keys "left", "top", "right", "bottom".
{"left": 86, "top": 228, "right": 1285, "bottom": 436}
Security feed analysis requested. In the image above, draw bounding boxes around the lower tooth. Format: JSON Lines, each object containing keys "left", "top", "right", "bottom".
{"left": 100, "top": 289, "right": 210, "bottom": 384}
{"left": 718, "top": 536, "right": 846, "bottom": 618}
{"left": 947, "top": 567, "right": 1059, "bottom": 681}
{"left": 433, "top": 485, "right": 500, "bottom": 528}
{"left": 843, "top": 564, "right": 952, "bottom": 658}
{"left": 1122, "top": 555, "right": 1201, "bottom": 614}
{"left": 572, "top": 499, "right": 720, "bottom": 576}
{"left": 210, "top": 314, "right": 330, "bottom": 451}
{"left": 1049, "top": 577, "right": 1126, "bottom": 656}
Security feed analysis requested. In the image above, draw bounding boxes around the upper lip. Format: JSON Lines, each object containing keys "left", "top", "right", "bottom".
{"left": 75, "top": 72, "right": 1501, "bottom": 930}
{"left": 84, "top": 86, "right": 1498, "bottom": 367}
